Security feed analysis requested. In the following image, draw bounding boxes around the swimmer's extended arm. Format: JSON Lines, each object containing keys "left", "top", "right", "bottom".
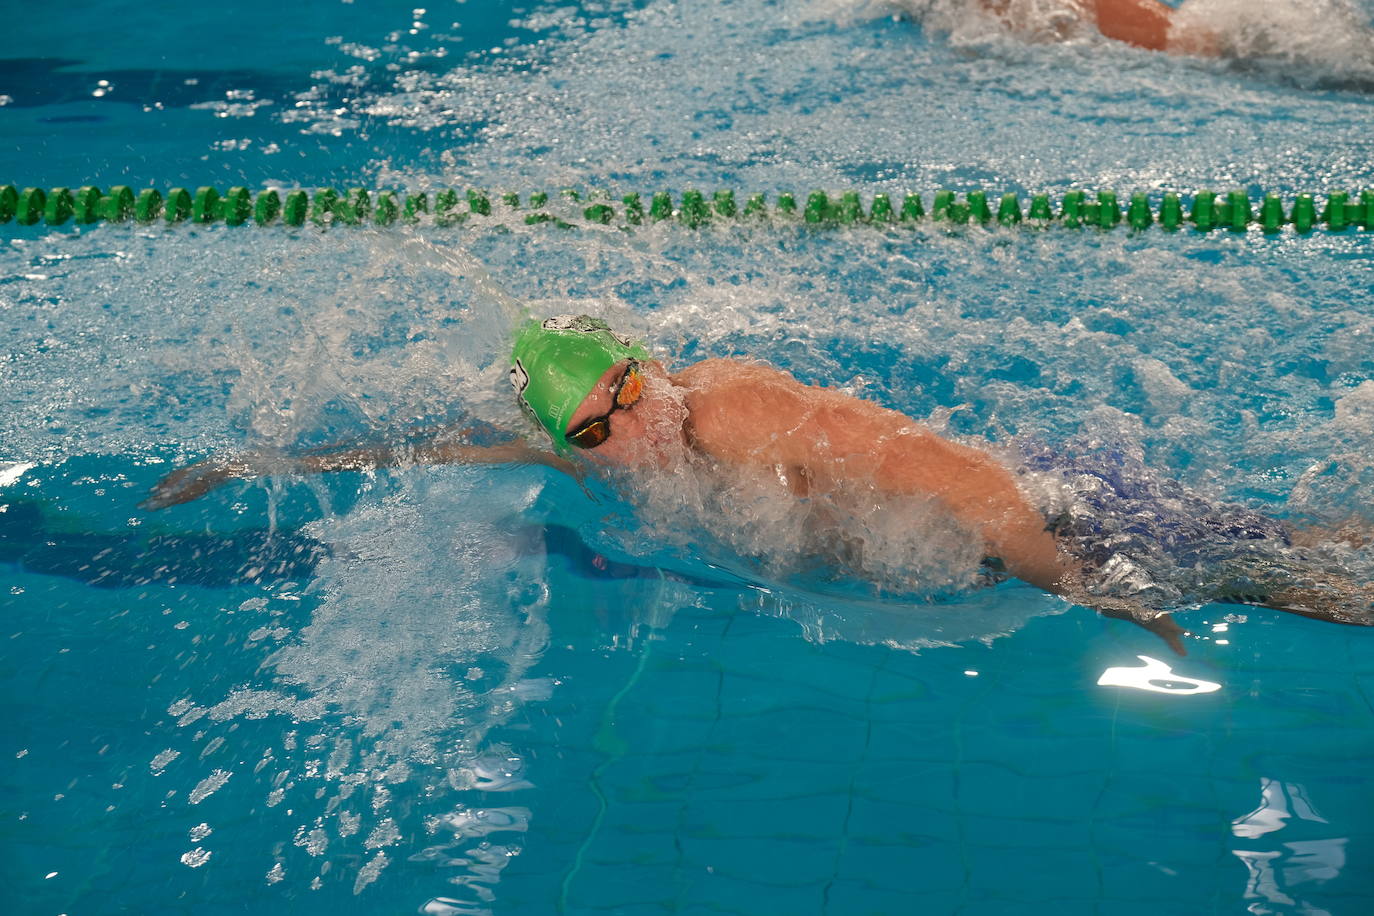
{"left": 141, "top": 437, "right": 573, "bottom": 510}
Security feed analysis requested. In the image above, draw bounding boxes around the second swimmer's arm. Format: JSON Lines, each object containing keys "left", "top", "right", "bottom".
{"left": 1084, "top": 0, "right": 1173, "bottom": 51}
{"left": 1089, "top": 0, "right": 1223, "bottom": 56}
{"left": 980, "top": 0, "right": 1219, "bottom": 56}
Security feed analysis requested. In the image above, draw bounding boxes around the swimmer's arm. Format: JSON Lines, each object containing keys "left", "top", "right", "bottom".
{"left": 1084, "top": 0, "right": 1172, "bottom": 51}
{"left": 868, "top": 432, "right": 1076, "bottom": 592}
{"left": 293, "top": 439, "right": 573, "bottom": 476}
{"left": 141, "top": 438, "right": 572, "bottom": 510}
{"left": 1096, "top": 0, "right": 1226, "bottom": 56}
{"left": 1092, "top": 0, "right": 1221, "bottom": 56}
{"left": 683, "top": 366, "right": 1192, "bottom": 653}
{"left": 795, "top": 396, "right": 1073, "bottom": 590}
{"left": 866, "top": 427, "right": 1191, "bottom": 653}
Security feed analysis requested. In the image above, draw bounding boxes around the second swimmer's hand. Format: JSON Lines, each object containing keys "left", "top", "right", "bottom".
{"left": 140, "top": 456, "right": 266, "bottom": 510}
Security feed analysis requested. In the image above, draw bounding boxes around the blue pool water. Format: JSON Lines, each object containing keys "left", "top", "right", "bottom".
{"left": 4, "top": 1, "right": 1374, "bottom": 914}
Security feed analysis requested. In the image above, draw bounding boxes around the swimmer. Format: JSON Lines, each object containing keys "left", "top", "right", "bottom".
{"left": 963, "top": 0, "right": 1222, "bottom": 55}
{"left": 994, "top": 0, "right": 1220, "bottom": 54}
{"left": 145, "top": 315, "right": 1373, "bottom": 654}
{"left": 920, "top": 0, "right": 1374, "bottom": 80}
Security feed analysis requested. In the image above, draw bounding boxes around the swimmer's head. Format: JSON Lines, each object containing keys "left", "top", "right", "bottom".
{"left": 510, "top": 315, "right": 650, "bottom": 453}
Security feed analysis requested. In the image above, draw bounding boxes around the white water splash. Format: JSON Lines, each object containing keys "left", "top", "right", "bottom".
{"left": 188, "top": 769, "right": 233, "bottom": 804}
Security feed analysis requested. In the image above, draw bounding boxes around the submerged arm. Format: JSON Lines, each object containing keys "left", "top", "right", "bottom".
{"left": 1059, "top": 584, "right": 1191, "bottom": 655}
{"left": 141, "top": 435, "right": 573, "bottom": 510}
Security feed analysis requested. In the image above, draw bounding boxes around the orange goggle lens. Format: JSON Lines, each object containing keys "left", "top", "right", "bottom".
{"left": 566, "top": 362, "right": 643, "bottom": 450}
{"left": 615, "top": 364, "right": 645, "bottom": 408}
{"left": 567, "top": 418, "right": 612, "bottom": 449}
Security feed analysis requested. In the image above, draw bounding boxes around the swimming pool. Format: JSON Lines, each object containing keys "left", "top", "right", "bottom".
{"left": 3, "top": 1, "right": 1373, "bottom": 913}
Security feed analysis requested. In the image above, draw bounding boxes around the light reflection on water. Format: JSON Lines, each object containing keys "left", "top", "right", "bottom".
{"left": 1096, "top": 654, "right": 1222, "bottom": 694}
{"left": 1232, "top": 778, "right": 1348, "bottom": 915}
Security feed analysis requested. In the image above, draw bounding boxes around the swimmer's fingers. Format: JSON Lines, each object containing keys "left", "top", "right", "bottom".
{"left": 1139, "top": 612, "right": 1190, "bottom": 657}
{"left": 1093, "top": 601, "right": 1192, "bottom": 656}
{"left": 140, "top": 461, "right": 227, "bottom": 510}
{"left": 140, "top": 457, "right": 257, "bottom": 510}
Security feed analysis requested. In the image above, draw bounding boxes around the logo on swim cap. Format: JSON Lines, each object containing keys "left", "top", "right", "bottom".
{"left": 509, "top": 358, "right": 532, "bottom": 411}
{"left": 537, "top": 315, "right": 637, "bottom": 346}
{"left": 509, "top": 315, "right": 649, "bottom": 453}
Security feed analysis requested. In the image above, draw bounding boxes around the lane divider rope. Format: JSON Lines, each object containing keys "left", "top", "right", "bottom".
{"left": 2, "top": 184, "right": 1371, "bottom": 233}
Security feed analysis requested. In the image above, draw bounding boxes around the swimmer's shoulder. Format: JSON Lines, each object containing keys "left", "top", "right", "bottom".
{"left": 673, "top": 358, "right": 818, "bottom": 418}
{"left": 674, "top": 358, "right": 927, "bottom": 431}
{"left": 672, "top": 357, "right": 800, "bottom": 390}
{"left": 671, "top": 359, "right": 816, "bottom": 458}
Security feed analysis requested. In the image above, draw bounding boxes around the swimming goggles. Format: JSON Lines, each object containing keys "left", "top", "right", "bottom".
{"left": 566, "top": 360, "right": 645, "bottom": 449}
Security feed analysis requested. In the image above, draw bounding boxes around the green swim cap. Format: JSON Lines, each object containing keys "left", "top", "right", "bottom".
{"left": 510, "top": 315, "right": 650, "bottom": 452}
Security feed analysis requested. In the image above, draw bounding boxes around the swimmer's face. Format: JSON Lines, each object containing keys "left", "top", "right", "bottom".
{"left": 565, "top": 359, "right": 687, "bottom": 468}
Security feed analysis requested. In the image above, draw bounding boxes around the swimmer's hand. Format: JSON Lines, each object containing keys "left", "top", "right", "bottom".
{"left": 1095, "top": 603, "right": 1191, "bottom": 657}
{"left": 139, "top": 455, "right": 295, "bottom": 513}
{"left": 1133, "top": 611, "right": 1190, "bottom": 657}
{"left": 140, "top": 455, "right": 263, "bottom": 513}
{"left": 1055, "top": 578, "right": 1191, "bottom": 655}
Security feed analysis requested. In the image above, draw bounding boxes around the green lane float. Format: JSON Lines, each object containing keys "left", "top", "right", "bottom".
{"left": 2, "top": 184, "right": 1372, "bottom": 234}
